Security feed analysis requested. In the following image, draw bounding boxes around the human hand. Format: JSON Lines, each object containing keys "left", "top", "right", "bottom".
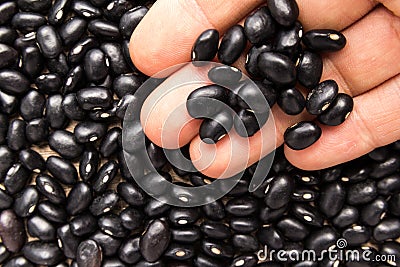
{"left": 129, "top": 0, "right": 400, "bottom": 178}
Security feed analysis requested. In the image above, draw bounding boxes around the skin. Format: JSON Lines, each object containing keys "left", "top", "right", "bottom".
{"left": 130, "top": 0, "right": 400, "bottom": 178}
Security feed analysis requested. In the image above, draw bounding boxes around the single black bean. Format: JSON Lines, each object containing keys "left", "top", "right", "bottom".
{"left": 22, "top": 241, "right": 64, "bottom": 265}
{"left": 293, "top": 170, "right": 321, "bottom": 185}
{"left": 207, "top": 66, "right": 242, "bottom": 89}
{"left": 37, "top": 201, "right": 67, "bottom": 223}
{"left": 347, "top": 179, "right": 377, "bottom": 205}
{"left": 144, "top": 198, "right": 170, "bottom": 217}
{"left": 48, "top": 0, "right": 70, "bottom": 25}
{"left": 45, "top": 94, "right": 68, "bottom": 129}
{"left": 164, "top": 243, "right": 194, "bottom": 261}
{"left": 318, "top": 182, "right": 346, "bottom": 217}
{"left": 103, "top": 0, "right": 134, "bottom": 22}
{"left": 0, "top": 210, "right": 26, "bottom": 252}
{"left": 191, "top": 29, "right": 219, "bottom": 62}
{"left": 341, "top": 160, "right": 371, "bottom": 183}
{"left": 361, "top": 197, "right": 387, "bottom": 226}
{"left": 370, "top": 154, "right": 400, "bottom": 179}
{"left": 13, "top": 186, "right": 39, "bottom": 217}
{"left": 74, "top": 121, "right": 107, "bottom": 143}
{"left": 47, "top": 52, "right": 70, "bottom": 76}
{"left": 199, "top": 109, "right": 233, "bottom": 144}
{"left": 202, "top": 239, "right": 233, "bottom": 259}
{"left": 0, "top": 44, "right": 18, "bottom": 68}
{"left": 140, "top": 219, "right": 171, "bottom": 262}
{"left": 102, "top": 258, "right": 128, "bottom": 267}
{"left": 19, "top": 90, "right": 45, "bottom": 121}
{"left": 0, "top": 69, "right": 30, "bottom": 95}
{"left": 35, "top": 174, "right": 66, "bottom": 205}
{"left": 113, "top": 75, "right": 142, "bottom": 99}
{"left": 89, "top": 190, "right": 119, "bottom": 216}
{"left": 25, "top": 118, "right": 48, "bottom": 145}
{"left": 186, "top": 84, "right": 228, "bottom": 119}
{"left": 57, "top": 224, "right": 80, "bottom": 259}
{"left": 49, "top": 130, "right": 83, "bottom": 159}
{"left": 36, "top": 25, "right": 62, "bottom": 58}
{"left": 268, "top": 0, "right": 299, "bottom": 27}
{"left": 226, "top": 196, "right": 258, "bottom": 217}
{"left": 59, "top": 17, "right": 87, "bottom": 46}
{"left": 18, "top": 149, "right": 44, "bottom": 173}
{"left": 342, "top": 225, "right": 371, "bottom": 246}
{"left": 276, "top": 217, "right": 309, "bottom": 241}
{"left": 66, "top": 182, "right": 93, "bottom": 215}
{"left": 17, "top": 0, "right": 51, "bottom": 13}
{"left": 117, "top": 181, "right": 146, "bottom": 207}
{"left": 13, "top": 31, "right": 35, "bottom": 50}
{"left": 265, "top": 173, "right": 294, "bottom": 209}
{"left": 0, "top": 145, "right": 14, "bottom": 178}
{"left": 11, "top": 12, "right": 46, "bottom": 33}
{"left": 284, "top": 121, "right": 321, "bottom": 150}
{"left": 27, "top": 216, "right": 56, "bottom": 241}
{"left": 245, "top": 44, "right": 272, "bottom": 79}
{"left": 218, "top": 25, "right": 246, "bottom": 65}
{"left": 4, "top": 163, "right": 31, "bottom": 195}
{"left": 3, "top": 256, "right": 34, "bottom": 267}
{"left": 318, "top": 93, "right": 353, "bottom": 126}
{"left": 373, "top": 218, "right": 400, "bottom": 242}
{"left": 0, "top": 2, "right": 18, "bottom": 24}
{"left": 47, "top": 156, "right": 78, "bottom": 184}
{"left": 236, "top": 80, "right": 276, "bottom": 113}
{"left": 302, "top": 29, "right": 346, "bottom": 52}
{"left": 257, "top": 225, "right": 284, "bottom": 250}
{"left": 277, "top": 87, "right": 305, "bottom": 115}
{"left": 100, "top": 42, "right": 129, "bottom": 75}
{"left": 0, "top": 90, "right": 18, "bottom": 115}
{"left": 76, "top": 239, "right": 102, "bottom": 267}
{"left": 171, "top": 227, "right": 201, "bottom": 244}
{"left": 63, "top": 66, "right": 86, "bottom": 95}
{"left": 258, "top": 52, "right": 296, "bottom": 87}
{"left": 70, "top": 213, "right": 97, "bottom": 236}
{"left": 72, "top": 0, "right": 102, "bottom": 19}
{"left": 120, "top": 207, "right": 144, "bottom": 231}
{"left": 147, "top": 143, "right": 167, "bottom": 170}
{"left": 229, "top": 217, "right": 259, "bottom": 234}
{"left": 62, "top": 93, "right": 87, "bottom": 121}
{"left": 99, "top": 213, "right": 127, "bottom": 238}
{"left": 100, "top": 127, "right": 121, "bottom": 157}
{"left": 20, "top": 45, "right": 44, "bottom": 79}
{"left": 305, "top": 227, "right": 338, "bottom": 256}
{"left": 377, "top": 174, "right": 400, "bottom": 196}
{"left": 201, "top": 200, "right": 225, "bottom": 221}
{"left": 201, "top": 221, "right": 231, "bottom": 240}
{"left": 88, "top": 100, "right": 117, "bottom": 121}
{"left": 232, "top": 234, "right": 259, "bottom": 253}
{"left": 291, "top": 187, "right": 318, "bottom": 202}
{"left": 77, "top": 87, "right": 113, "bottom": 110}
{"left": 380, "top": 241, "right": 400, "bottom": 266}
{"left": 233, "top": 108, "right": 268, "bottom": 137}
{"left": 69, "top": 37, "right": 99, "bottom": 64}
{"left": 230, "top": 255, "right": 258, "bottom": 267}
{"left": 306, "top": 80, "right": 339, "bottom": 115}
{"left": 79, "top": 145, "right": 99, "bottom": 182}
{"left": 291, "top": 203, "right": 324, "bottom": 227}
{"left": 0, "top": 26, "right": 17, "bottom": 45}
{"left": 297, "top": 50, "right": 323, "bottom": 89}
{"left": 168, "top": 208, "right": 200, "bottom": 227}
{"left": 368, "top": 146, "right": 390, "bottom": 162}
{"left": 0, "top": 189, "right": 13, "bottom": 210}
{"left": 274, "top": 21, "right": 303, "bottom": 59}
{"left": 244, "top": 7, "right": 276, "bottom": 45}
{"left": 84, "top": 49, "right": 109, "bottom": 82}
{"left": 194, "top": 254, "right": 224, "bottom": 267}
{"left": 119, "top": 6, "right": 148, "bottom": 39}
{"left": 88, "top": 19, "right": 121, "bottom": 40}
{"left": 332, "top": 205, "right": 359, "bottom": 228}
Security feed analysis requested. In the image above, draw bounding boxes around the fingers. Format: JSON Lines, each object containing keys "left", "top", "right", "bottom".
{"left": 130, "top": 0, "right": 375, "bottom": 76}
{"left": 285, "top": 73, "right": 400, "bottom": 170}
{"left": 377, "top": 0, "right": 400, "bottom": 17}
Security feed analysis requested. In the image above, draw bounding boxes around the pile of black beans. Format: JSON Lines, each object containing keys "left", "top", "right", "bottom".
{"left": 0, "top": 0, "right": 400, "bottom": 266}
{"left": 190, "top": 0, "right": 352, "bottom": 150}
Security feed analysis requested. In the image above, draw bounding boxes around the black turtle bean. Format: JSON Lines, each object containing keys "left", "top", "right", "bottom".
{"left": 318, "top": 93, "right": 353, "bottom": 126}
{"left": 164, "top": 243, "right": 194, "bottom": 261}
{"left": 291, "top": 187, "right": 318, "bottom": 202}
{"left": 274, "top": 21, "right": 303, "bottom": 59}
{"left": 207, "top": 66, "right": 242, "bottom": 88}
{"left": 332, "top": 205, "right": 359, "bottom": 228}
{"left": 171, "top": 227, "right": 201, "bottom": 244}
{"left": 0, "top": 91, "right": 18, "bottom": 115}
{"left": 117, "top": 181, "right": 147, "bottom": 207}
{"left": 25, "top": 118, "right": 48, "bottom": 144}
{"left": 194, "top": 253, "right": 224, "bottom": 267}
{"left": 88, "top": 19, "right": 121, "bottom": 40}
{"left": 380, "top": 241, "right": 400, "bottom": 266}
{"left": 69, "top": 37, "right": 99, "bottom": 64}
{"left": 0, "top": 189, "right": 13, "bottom": 210}
{"left": 13, "top": 186, "right": 39, "bottom": 217}
{"left": 191, "top": 29, "right": 219, "bottom": 62}
{"left": 45, "top": 94, "right": 68, "bottom": 129}
{"left": 377, "top": 174, "right": 400, "bottom": 196}
{"left": 291, "top": 203, "right": 324, "bottom": 227}
{"left": 66, "top": 182, "right": 93, "bottom": 215}
{"left": 147, "top": 143, "right": 167, "bottom": 170}
{"left": 0, "top": 145, "right": 14, "bottom": 178}
{"left": 27, "top": 216, "right": 56, "bottom": 242}
{"left": 347, "top": 179, "right": 377, "bottom": 205}
{"left": 168, "top": 208, "right": 200, "bottom": 227}
{"left": 360, "top": 197, "right": 387, "bottom": 226}
{"left": 0, "top": 2, "right": 18, "bottom": 24}
{"left": 103, "top": 0, "right": 134, "bottom": 22}
{"left": 3, "top": 256, "right": 34, "bottom": 267}
{"left": 79, "top": 146, "right": 99, "bottom": 182}
{"left": 20, "top": 45, "right": 44, "bottom": 79}
{"left": 35, "top": 174, "right": 66, "bottom": 205}
{"left": 276, "top": 217, "right": 309, "bottom": 241}
{"left": 370, "top": 154, "right": 400, "bottom": 179}
{"left": 229, "top": 217, "right": 259, "bottom": 234}
{"left": 232, "top": 234, "right": 259, "bottom": 253}
{"left": 17, "top": 0, "right": 52, "bottom": 13}
{"left": 36, "top": 25, "right": 62, "bottom": 58}
{"left": 373, "top": 218, "right": 400, "bottom": 242}
{"left": 258, "top": 52, "right": 296, "bottom": 87}
{"left": 14, "top": 32, "right": 37, "bottom": 50}
{"left": 302, "top": 29, "right": 346, "bottom": 52}
{"left": 201, "top": 221, "right": 231, "bottom": 239}
{"left": 113, "top": 75, "right": 142, "bottom": 99}
{"left": 102, "top": 258, "right": 128, "bottom": 267}
{"left": 0, "top": 26, "right": 17, "bottom": 45}
{"left": 76, "top": 239, "right": 103, "bottom": 267}
{"left": 22, "top": 241, "right": 64, "bottom": 265}
{"left": 0, "top": 209, "right": 26, "bottom": 253}
{"left": 48, "top": 0, "right": 70, "bottom": 24}
{"left": 77, "top": 87, "right": 113, "bottom": 110}
{"left": 100, "top": 127, "right": 121, "bottom": 157}
{"left": 226, "top": 196, "right": 258, "bottom": 216}
{"left": 0, "top": 69, "right": 30, "bottom": 95}
{"left": 57, "top": 224, "right": 80, "bottom": 259}
{"left": 59, "top": 17, "right": 87, "bottom": 46}
{"left": 36, "top": 72, "right": 63, "bottom": 94}
{"left": 199, "top": 109, "right": 233, "bottom": 144}
{"left": 244, "top": 7, "right": 276, "bottom": 45}
{"left": 265, "top": 173, "right": 294, "bottom": 209}
{"left": 342, "top": 225, "right": 371, "bottom": 246}
{"left": 236, "top": 80, "right": 276, "bottom": 113}
{"left": 277, "top": 87, "right": 305, "bottom": 115}
{"left": 4, "top": 163, "right": 31, "bottom": 195}
{"left": 63, "top": 66, "right": 86, "bottom": 94}
{"left": 305, "top": 227, "right": 338, "bottom": 256}
{"left": 186, "top": 84, "right": 228, "bottom": 119}
{"left": 144, "top": 198, "right": 170, "bottom": 217}
{"left": 202, "top": 239, "right": 233, "bottom": 259}
{"left": 0, "top": 44, "right": 18, "bottom": 68}
{"left": 62, "top": 93, "right": 87, "bottom": 121}
{"left": 11, "top": 12, "right": 46, "bottom": 33}
{"left": 140, "top": 219, "right": 171, "bottom": 262}
{"left": 218, "top": 25, "right": 246, "bottom": 65}
{"left": 70, "top": 213, "right": 97, "bottom": 236}
{"left": 233, "top": 108, "right": 268, "bottom": 137}
{"left": 49, "top": 130, "right": 84, "bottom": 159}
{"left": 0, "top": 114, "right": 8, "bottom": 144}
{"left": 318, "top": 182, "right": 346, "bottom": 217}
{"left": 47, "top": 156, "right": 78, "bottom": 184}
{"left": 18, "top": 149, "right": 45, "bottom": 173}
{"left": 268, "top": 0, "right": 299, "bottom": 27}
{"left": 306, "top": 80, "right": 339, "bottom": 115}
{"left": 100, "top": 42, "right": 129, "bottom": 75}
{"left": 284, "top": 121, "right": 322, "bottom": 150}
{"left": 84, "top": 49, "right": 110, "bottom": 82}
{"left": 37, "top": 201, "right": 67, "bottom": 223}
{"left": 72, "top": 0, "right": 102, "bottom": 19}
{"left": 19, "top": 90, "right": 45, "bottom": 121}
{"left": 98, "top": 213, "right": 127, "bottom": 238}
{"left": 74, "top": 121, "right": 107, "bottom": 143}
{"left": 120, "top": 207, "right": 144, "bottom": 231}
{"left": 89, "top": 190, "right": 119, "bottom": 216}
{"left": 296, "top": 50, "right": 323, "bottom": 89}
{"left": 257, "top": 225, "right": 284, "bottom": 250}
{"left": 245, "top": 44, "right": 272, "bottom": 78}
{"left": 119, "top": 6, "right": 148, "bottom": 39}
{"left": 47, "top": 52, "right": 70, "bottom": 76}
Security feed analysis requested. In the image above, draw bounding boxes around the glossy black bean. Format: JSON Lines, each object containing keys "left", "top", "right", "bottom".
{"left": 47, "top": 52, "right": 70, "bottom": 76}
{"left": 49, "top": 130, "right": 83, "bottom": 159}
{"left": 22, "top": 241, "right": 64, "bottom": 265}
{"left": 57, "top": 224, "right": 80, "bottom": 259}
{"left": 170, "top": 227, "right": 200, "bottom": 246}
{"left": 292, "top": 187, "right": 318, "bottom": 202}
{"left": 187, "top": 85, "right": 228, "bottom": 120}
{"left": 226, "top": 196, "right": 258, "bottom": 216}
{"left": 244, "top": 7, "right": 276, "bottom": 45}
{"left": 48, "top": 0, "right": 70, "bottom": 24}
{"left": 36, "top": 25, "right": 62, "bottom": 58}
{"left": 368, "top": 145, "right": 390, "bottom": 161}
{"left": 373, "top": 218, "right": 400, "bottom": 241}
{"left": 119, "top": 6, "right": 148, "bottom": 39}
{"left": 76, "top": 239, "right": 102, "bottom": 267}
{"left": 0, "top": 69, "right": 30, "bottom": 95}
{"left": 202, "top": 239, "right": 234, "bottom": 259}
{"left": 199, "top": 110, "right": 233, "bottom": 144}
{"left": 341, "top": 160, "right": 371, "bottom": 183}
{"left": 0, "top": 26, "right": 17, "bottom": 45}
{"left": 120, "top": 207, "right": 143, "bottom": 231}
{"left": 100, "top": 42, "right": 129, "bottom": 75}
{"left": 98, "top": 214, "right": 127, "bottom": 238}
{"left": 146, "top": 142, "right": 167, "bottom": 170}
{"left": 0, "top": 44, "right": 17, "bottom": 68}
{"left": 35, "top": 174, "right": 66, "bottom": 205}
{"left": 77, "top": 87, "right": 113, "bottom": 110}
{"left": 103, "top": 258, "right": 128, "bottom": 267}
{"left": 73, "top": 121, "right": 107, "bottom": 144}
{"left": 14, "top": 32, "right": 37, "bottom": 50}
{"left": 69, "top": 37, "right": 98, "bottom": 64}
{"left": 72, "top": 0, "right": 101, "bottom": 19}
{"left": 191, "top": 29, "right": 219, "bottom": 62}
{"left": 296, "top": 50, "right": 323, "bottom": 88}
{"left": 19, "top": 90, "right": 45, "bottom": 121}
{"left": 277, "top": 87, "right": 305, "bottom": 115}
{"left": 25, "top": 118, "right": 48, "bottom": 144}
{"left": 217, "top": 25, "right": 246, "bottom": 65}
{"left": 0, "top": 90, "right": 18, "bottom": 115}
{"left": 206, "top": 67, "right": 240, "bottom": 91}
{"left": 144, "top": 198, "right": 170, "bottom": 217}
{"left": 0, "top": 2, "right": 18, "bottom": 24}
{"left": 303, "top": 29, "right": 346, "bottom": 52}
{"left": 99, "top": 127, "right": 121, "bottom": 157}
{"left": 332, "top": 205, "right": 359, "bottom": 228}
{"left": 200, "top": 221, "right": 231, "bottom": 240}
{"left": 370, "top": 154, "right": 400, "bottom": 179}
{"left": 0, "top": 210, "right": 26, "bottom": 253}
{"left": 347, "top": 179, "right": 377, "bottom": 205}
{"left": 59, "top": 17, "right": 87, "bottom": 47}
{"left": 118, "top": 235, "right": 140, "bottom": 264}
{"left": 317, "top": 93, "right": 353, "bottom": 126}
{"left": 27, "top": 215, "right": 56, "bottom": 241}
{"left": 258, "top": 52, "right": 296, "bottom": 86}
{"left": 113, "top": 78, "right": 141, "bottom": 102}
{"left": 70, "top": 213, "right": 97, "bottom": 236}
{"left": 168, "top": 208, "right": 200, "bottom": 227}
{"left": 265, "top": 173, "right": 294, "bottom": 209}
{"left": 78, "top": 146, "right": 98, "bottom": 182}
{"left": 17, "top": 0, "right": 51, "bottom": 13}
{"left": 117, "top": 181, "right": 145, "bottom": 206}
{"left": 200, "top": 200, "right": 225, "bottom": 221}
{"left": 284, "top": 121, "right": 321, "bottom": 150}
{"left": 62, "top": 93, "right": 87, "bottom": 121}
{"left": 233, "top": 109, "right": 267, "bottom": 137}
{"left": 377, "top": 174, "right": 400, "bottom": 197}
{"left": 11, "top": 12, "right": 45, "bottom": 33}
{"left": 232, "top": 234, "right": 259, "bottom": 253}
{"left": 103, "top": 0, "right": 134, "bottom": 22}
{"left": 318, "top": 182, "right": 346, "bottom": 217}
{"left": 4, "top": 163, "right": 31, "bottom": 195}
{"left": 276, "top": 217, "right": 309, "bottom": 241}
{"left": 257, "top": 225, "right": 284, "bottom": 250}
{"left": 66, "top": 182, "right": 93, "bottom": 215}
{"left": 3, "top": 256, "right": 34, "bottom": 267}
{"left": 164, "top": 243, "right": 194, "bottom": 261}
{"left": 12, "top": 186, "right": 38, "bottom": 217}
{"left": 140, "top": 219, "right": 170, "bottom": 262}
{"left": 245, "top": 44, "right": 272, "bottom": 79}
{"left": 63, "top": 66, "right": 85, "bottom": 94}
{"left": 88, "top": 19, "right": 121, "bottom": 40}
{"left": 380, "top": 241, "right": 400, "bottom": 266}
{"left": 361, "top": 197, "right": 387, "bottom": 226}
{"left": 306, "top": 80, "right": 338, "bottom": 115}
{"left": 342, "top": 225, "right": 371, "bottom": 246}
{"left": 274, "top": 21, "right": 302, "bottom": 59}
{"left": 0, "top": 116, "right": 9, "bottom": 145}
{"left": 305, "top": 227, "right": 338, "bottom": 255}
{"left": 18, "top": 149, "right": 44, "bottom": 173}
{"left": 84, "top": 49, "right": 109, "bottom": 82}
{"left": 230, "top": 254, "right": 258, "bottom": 267}
{"left": 45, "top": 94, "right": 68, "bottom": 129}
{"left": 229, "top": 217, "right": 259, "bottom": 234}
{"left": 268, "top": 0, "right": 299, "bottom": 27}
{"left": 291, "top": 203, "right": 324, "bottom": 227}
{"left": 0, "top": 242, "right": 10, "bottom": 264}
{"left": 89, "top": 190, "right": 119, "bottom": 216}
{"left": 37, "top": 201, "right": 67, "bottom": 223}
{"left": 47, "top": 156, "right": 78, "bottom": 185}
{"left": 237, "top": 80, "right": 276, "bottom": 113}
{"left": 194, "top": 253, "right": 224, "bottom": 267}
{"left": 20, "top": 45, "right": 44, "bottom": 79}
{"left": 0, "top": 188, "right": 13, "bottom": 210}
